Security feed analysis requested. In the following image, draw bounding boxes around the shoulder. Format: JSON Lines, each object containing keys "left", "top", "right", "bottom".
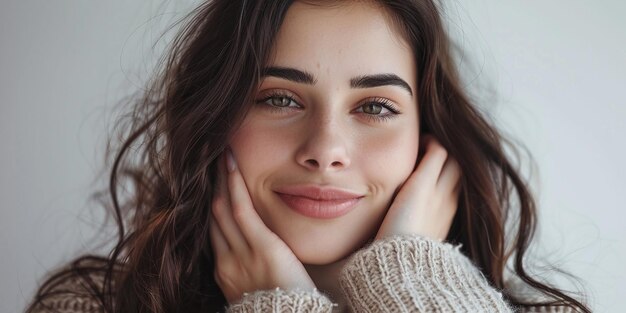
{"left": 27, "top": 257, "right": 111, "bottom": 313}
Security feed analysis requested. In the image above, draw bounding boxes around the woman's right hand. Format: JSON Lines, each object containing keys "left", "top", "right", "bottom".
{"left": 209, "top": 150, "right": 316, "bottom": 304}
{"left": 375, "top": 134, "right": 461, "bottom": 242}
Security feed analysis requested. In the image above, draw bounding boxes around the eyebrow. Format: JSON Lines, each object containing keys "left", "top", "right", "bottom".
{"left": 261, "top": 66, "right": 413, "bottom": 96}
{"left": 262, "top": 66, "right": 317, "bottom": 84}
{"left": 350, "top": 74, "right": 413, "bottom": 96}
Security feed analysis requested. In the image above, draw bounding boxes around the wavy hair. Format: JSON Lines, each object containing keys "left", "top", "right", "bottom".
{"left": 27, "top": 0, "right": 589, "bottom": 312}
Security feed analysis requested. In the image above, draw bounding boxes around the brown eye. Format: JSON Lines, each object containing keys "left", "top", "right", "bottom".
{"left": 361, "top": 102, "right": 383, "bottom": 114}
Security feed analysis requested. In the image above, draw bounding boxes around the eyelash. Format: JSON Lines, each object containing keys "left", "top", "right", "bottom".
{"left": 255, "top": 91, "right": 401, "bottom": 122}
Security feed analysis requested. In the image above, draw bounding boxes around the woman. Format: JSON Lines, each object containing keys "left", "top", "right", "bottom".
{"left": 27, "top": 0, "right": 589, "bottom": 312}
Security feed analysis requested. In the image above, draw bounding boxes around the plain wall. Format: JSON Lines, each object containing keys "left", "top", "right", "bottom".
{"left": 1, "top": 1, "right": 624, "bottom": 312}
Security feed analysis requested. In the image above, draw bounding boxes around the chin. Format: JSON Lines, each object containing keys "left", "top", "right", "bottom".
{"left": 254, "top": 196, "right": 386, "bottom": 265}
{"left": 292, "top": 242, "right": 356, "bottom": 265}
{"left": 279, "top": 226, "right": 374, "bottom": 265}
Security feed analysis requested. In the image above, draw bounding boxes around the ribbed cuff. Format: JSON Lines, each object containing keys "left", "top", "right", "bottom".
{"left": 339, "top": 234, "right": 512, "bottom": 312}
{"left": 226, "top": 287, "right": 336, "bottom": 313}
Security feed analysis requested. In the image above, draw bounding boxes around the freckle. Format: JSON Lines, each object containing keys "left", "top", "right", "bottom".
{"left": 316, "top": 62, "right": 320, "bottom": 69}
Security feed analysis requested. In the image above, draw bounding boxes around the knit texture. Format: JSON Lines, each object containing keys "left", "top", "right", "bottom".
{"left": 339, "top": 235, "right": 512, "bottom": 312}
{"left": 29, "top": 235, "right": 582, "bottom": 312}
{"left": 227, "top": 288, "right": 335, "bottom": 313}
{"left": 31, "top": 274, "right": 104, "bottom": 313}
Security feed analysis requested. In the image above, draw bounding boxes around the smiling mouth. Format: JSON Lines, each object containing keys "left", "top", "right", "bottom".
{"left": 275, "top": 192, "right": 362, "bottom": 219}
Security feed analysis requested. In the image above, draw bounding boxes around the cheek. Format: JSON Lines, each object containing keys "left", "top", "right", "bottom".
{"left": 228, "top": 121, "right": 284, "bottom": 182}
{"left": 227, "top": 119, "right": 293, "bottom": 213}
{"left": 359, "top": 126, "right": 419, "bottom": 195}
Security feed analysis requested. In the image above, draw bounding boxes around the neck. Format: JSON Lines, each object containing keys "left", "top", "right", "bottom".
{"left": 304, "top": 258, "right": 350, "bottom": 311}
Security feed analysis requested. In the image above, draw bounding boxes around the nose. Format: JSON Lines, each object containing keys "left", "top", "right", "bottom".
{"left": 295, "top": 117, "right": 351, "bottom": 172}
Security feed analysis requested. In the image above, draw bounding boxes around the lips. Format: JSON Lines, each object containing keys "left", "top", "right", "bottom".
{"left": 274, "top": 185, "right": 364, "bottom": 219}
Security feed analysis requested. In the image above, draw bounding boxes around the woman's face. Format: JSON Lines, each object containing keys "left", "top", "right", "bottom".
{"left": 229, "top": 1, "right": 419, "bottom": 264}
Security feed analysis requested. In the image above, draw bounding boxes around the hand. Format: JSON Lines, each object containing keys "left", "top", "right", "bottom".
{"left": 209, "top": 150, "right": 316, "bottom": 304}
{"left": 375, "top": 134, "right": 462, "bottom": 242}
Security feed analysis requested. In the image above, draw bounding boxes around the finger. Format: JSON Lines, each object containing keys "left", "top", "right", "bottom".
{"left": 212, "top": 153, "right": 251, "bottom": 254}
{"left": 209, "top": 210, "right": 230, "bottom": 254}
{"left": 437, "top": 155, "right": 462, "bottom": 193}
{"left": 415, "top": 136, "right": 448, "bottom": 186}
{"left": 436, "top": 156, "right": 462, "bottom": 223}
{"left": 226, "top": 150, "right": 275, "bottom": 249}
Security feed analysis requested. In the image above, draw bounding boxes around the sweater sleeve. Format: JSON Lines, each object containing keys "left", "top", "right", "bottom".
{"left": 28, "top": 275, "right": 105, "bottom": 313}
{"left": 339, "top": 234, "right": 513, "bottom": 312}
{"left": 226, "top": 288, "right": 336, "bottom": 313}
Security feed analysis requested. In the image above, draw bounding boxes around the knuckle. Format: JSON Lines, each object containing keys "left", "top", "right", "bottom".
{"left": 231, "top": 205, "right": 247, "bottom": 224}
{"left": 212, "top": 194, "right": 225, "bottom": 206}
{"left": 432, "top": 144, "right": 448, "bottom": 158}
{"left": 214, "top": 259, "right": 235, "bottom": 282}
{"left": 214, "top": 269, "right": 232, "bottom": 290}
{"left": 214, "top": 262, "right": 246, "bottom": 295}
{"left": 211, "top": 198, "right": 225, "bottom": 217}
{"left": 214, "top": 266, "right": 228, "bottom": 283}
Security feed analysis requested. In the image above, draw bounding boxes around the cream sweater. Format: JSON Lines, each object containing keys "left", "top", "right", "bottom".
{"left": 32, "top": 235, "right": 579, "bottom": 312}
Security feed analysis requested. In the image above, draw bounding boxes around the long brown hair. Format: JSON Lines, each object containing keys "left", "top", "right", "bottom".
{"left": 27, "top": 1, "right": 589, "bottom": 312}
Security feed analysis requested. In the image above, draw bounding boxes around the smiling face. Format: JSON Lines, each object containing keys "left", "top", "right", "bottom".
{"left": 228, "top": 1, "right": 420, "bottom": 264}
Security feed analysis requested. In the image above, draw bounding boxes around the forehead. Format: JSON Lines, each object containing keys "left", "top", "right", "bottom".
{"left": 268, "top": 1, "right": 416, "bottom": 86}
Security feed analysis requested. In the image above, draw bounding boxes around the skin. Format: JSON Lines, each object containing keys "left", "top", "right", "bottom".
{"left": 230, "top": 0, "right": 419, "bottom": 265}
{"left": 210, "top": 1, "right": 462, "bottom": 307}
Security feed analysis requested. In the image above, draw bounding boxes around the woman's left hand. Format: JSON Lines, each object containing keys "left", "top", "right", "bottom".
{"left": 375, "top": 134, "right": 462, "bottom": 242}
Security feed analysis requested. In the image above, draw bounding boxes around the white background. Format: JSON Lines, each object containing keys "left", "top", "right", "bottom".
{"left": 1, "top": 1, "right": 624, "bottom": 312}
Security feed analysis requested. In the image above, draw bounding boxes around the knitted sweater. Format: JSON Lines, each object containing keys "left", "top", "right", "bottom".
{"left": 30, "top": 235, "right": 579, "bottom": 312}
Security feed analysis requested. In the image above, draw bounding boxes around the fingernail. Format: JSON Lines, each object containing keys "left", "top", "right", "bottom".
{"left": 226, "top": 150, "right": 237, "bottom": 172}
